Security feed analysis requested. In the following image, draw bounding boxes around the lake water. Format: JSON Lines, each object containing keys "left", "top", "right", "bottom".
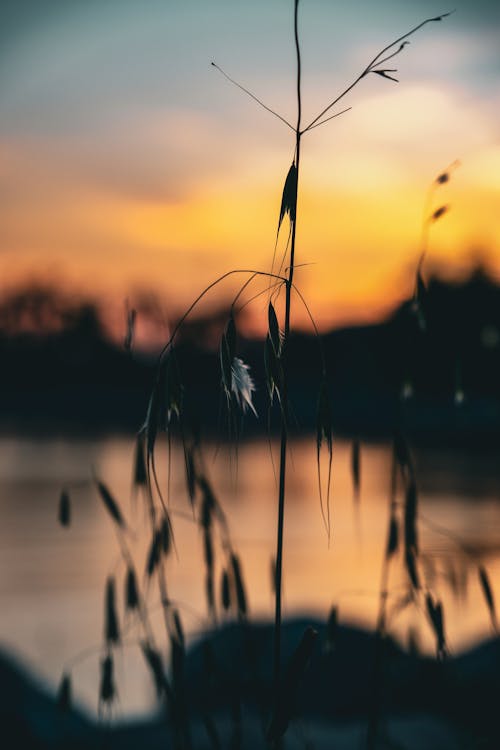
{"left": 1, "top": 434, "right": 500, "bottom": 718}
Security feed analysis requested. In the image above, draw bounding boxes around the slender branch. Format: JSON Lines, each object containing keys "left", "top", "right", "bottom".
{"left": 230, "top": 272, "right": 260, "bottom": 312}
{"left": 302, "top": 72, "right": 365, "bottom": 134}
{"left": 234, "top": 279, "right": 284, "bottom": 314}
{"left": 302, "top": 13, "right": 451, "bottom": 133}
{"left": 157, "top": 268, "right": 288, "bottom": 362}
{"left": 211, "top": 62, "right": 295, "bottom": 131}
{"left": 366, "top": 13, "right": 451, "bottom": 71}
{"left": 304, "top": 106, "right": 352, "bottom": 133}
{"left": 375, "top": 41, "right": 410, "bottom": 67}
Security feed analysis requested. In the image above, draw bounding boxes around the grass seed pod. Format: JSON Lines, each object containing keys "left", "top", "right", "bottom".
{"left": 478, "top": 565, "right": 497, "bottom": 631}
{"left": 105, "top": 577, "right": 120, "bottom": 646}
{"left": 99, "top": 654, "right": 116, "bottom": 707}
{"left": 57, "top": 672, "right": 71, "bottom": 712}
{"left": 125, "top": 566, "right": 139, "bottom": 611}
{"left": 58, "top": 489, "right": 71, "bottom": 527}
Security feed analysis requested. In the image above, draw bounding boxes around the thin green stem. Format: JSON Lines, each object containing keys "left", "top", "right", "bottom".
{"left": 273, "top": 0, "right": 302, "bottom": 701}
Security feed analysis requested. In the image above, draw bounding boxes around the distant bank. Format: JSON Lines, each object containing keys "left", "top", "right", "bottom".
{"left": 1, "top": 266, "right": 500, "bottom": 443}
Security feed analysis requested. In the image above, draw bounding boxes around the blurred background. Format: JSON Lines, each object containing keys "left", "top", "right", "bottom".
{"left": 1, "top": 0, "right": 499, "bottom": 326}
{"left": 1, "top": 0, "right": 500, "bottom": 722}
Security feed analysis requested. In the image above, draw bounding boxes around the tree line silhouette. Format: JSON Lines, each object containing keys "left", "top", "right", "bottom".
{"left": 1, "top": 265, "right": 499, "bottom": 439}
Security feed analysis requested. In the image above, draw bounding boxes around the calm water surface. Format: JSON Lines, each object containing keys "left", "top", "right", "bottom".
{"left": 1, "top": 435, "right": 500, "bottom": 718}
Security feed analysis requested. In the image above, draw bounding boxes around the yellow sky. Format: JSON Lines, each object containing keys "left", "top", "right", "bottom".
{"left": 1, "top": 2, "right": 499, "bottom": 331}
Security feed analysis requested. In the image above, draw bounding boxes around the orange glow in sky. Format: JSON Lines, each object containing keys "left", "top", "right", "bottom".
{"left": 1, "top": 1, "right": 499, "bottom": 331}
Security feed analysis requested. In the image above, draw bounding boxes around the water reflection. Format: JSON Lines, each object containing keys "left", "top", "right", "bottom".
{"left": 0, "top": 435, "right": 499, "bottom": 717}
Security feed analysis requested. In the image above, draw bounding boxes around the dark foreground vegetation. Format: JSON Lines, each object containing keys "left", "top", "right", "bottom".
{"left": 2, "top": 618, "right": 499, "bottom": 750}
{"left": 1, "top": 265, "right": 500, "bottom": 441}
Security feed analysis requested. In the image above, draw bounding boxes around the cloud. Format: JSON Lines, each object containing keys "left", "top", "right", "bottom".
{"left": 303, "top": 83, "right": 497, "bottom": 195}
{"left": 349, "top": 85, "right": 494, "bottom": 150}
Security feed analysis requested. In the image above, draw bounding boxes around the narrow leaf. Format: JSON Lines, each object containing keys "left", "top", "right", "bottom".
{"left": 404, "top": 479, "right": 418, "bottom": 554}
{"left": 277, "top": 163, "right": 298, "bottom": 235}
{"left": 203, "top": 523, "right": 215, "bottom": 617}
{"left": 372, "top": 68, "right": 399, "bottom": 82}
{"left": 172, "top": 608, "right": 185, "bottom": 649}
{"left": 105, "top": 577, "right": 120, "bottom": 646}
{"left": 160, "top": 514, "right": 171, "bottom": 556}
{"left": 426, "top": 593, "right": 446, "bottom": 658}
{"left": 316, "top": 381, "right": 332, "bottom": 454}
{"left": 99, "top": 654, "right": 116, "bottom": 707}
{"left": 405, "top": 548, "right": 420, "bottom": 590}
{"left": 351, "top": 438, "right": 360, "bottom": 500}
{"left": 430, "top": 12, "right": 452, "bottom": 21}
{"left": 478, "top": 565, "right": 497, "bottom": 631}
{"left": 231, "top": 553, "right": 247, "bottom": 620}
{"left": 199, "top": 476, "right": 216, "bottom": 530}
{"left": 221, "top": 569, "right": 231, "bottom": 612}
{"left": 58, "top": 489, "right": 71, "bottom": 527}
{"left": 264, "top": 335, "right": 277, "bottom": 401}
{"left": 125, "top": 566, "right": 139, "bottom": 611}
{"left": 324, "top": 606, "right": 338, "bottom": 654}
{"left": 57, "top": 672, "right": 71, "bottom": 712}
{"left": 219, "top": 332, "right": 232, "bottom": 396}
{"left": 225, "top": 315, "right": 237, "bottom": 360}
{"left": 316, "top": 379, "right": 333, "bottom": 536}
{"left": 124, "top": 307, "right": 136, "bottom": 351}
{"left": 184, "top": 445, "right": 197, "bottom": 505}
{"left": 96, "top": 480, "right": 125, "bottom": 529}
{"left": 205, "top": 572, "right": 215, "bottom": 617}
{"left": 431, "top": 205, "right": 449, "bottom": 221}
{"left": 165, "top": 354, "right": 183, "bottom": 426}
{"left": 386, "top": 514, "right": 399, "bottom": 559}
{"left": 144, "top": 383, "right": 159, "bottom": 458}
{"left": 146, "top": 529, "right": 162, "bottom": 578}
{"left": 268, "top": 302, "right": 281, "bottom": 356}
{"left": 141, "top": 642, "right": 172, "bottom": 700}
{"left": 133, "top": 434, "right": 147, "bottom": 487}
{"left": 203, "top": 528, "right": 214, "bottom": 573}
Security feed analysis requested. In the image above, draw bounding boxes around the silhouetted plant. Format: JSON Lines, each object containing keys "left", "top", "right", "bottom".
{"left": 55, "top": 2, "right": 463, "bottom": 747}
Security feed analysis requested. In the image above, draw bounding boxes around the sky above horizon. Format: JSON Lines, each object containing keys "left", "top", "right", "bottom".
{"left": 1, "top": 0, "right": 499, "bottom": 330}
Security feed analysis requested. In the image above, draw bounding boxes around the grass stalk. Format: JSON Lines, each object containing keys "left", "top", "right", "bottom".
{"left": 273, "top": 0, "right": 302, "bottom": 701}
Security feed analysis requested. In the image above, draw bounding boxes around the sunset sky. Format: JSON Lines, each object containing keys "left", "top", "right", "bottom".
{"left": 1, "top": 0, "right": 499, "bottom": 330}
